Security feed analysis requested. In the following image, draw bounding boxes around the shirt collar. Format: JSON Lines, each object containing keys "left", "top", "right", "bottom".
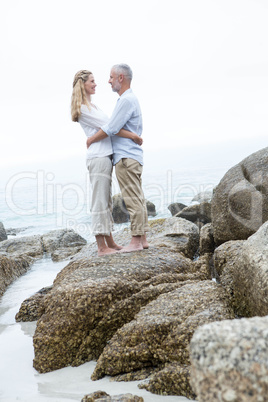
{"left": 120, "top": 88, "right": 132, "bottom": 98}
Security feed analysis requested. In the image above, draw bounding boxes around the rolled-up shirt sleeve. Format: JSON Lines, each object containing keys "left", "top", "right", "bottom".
{"left": 101, "top": 98, "right": 133, "bottom": 136}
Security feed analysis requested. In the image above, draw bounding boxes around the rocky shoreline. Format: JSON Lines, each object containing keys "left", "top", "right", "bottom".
{"left": 1, "top": 147, "right": 268, "bottom": 402}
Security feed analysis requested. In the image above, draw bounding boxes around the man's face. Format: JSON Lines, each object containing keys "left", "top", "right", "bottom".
{"left": 108, "top": 69, "right": 121, "bottom": 93}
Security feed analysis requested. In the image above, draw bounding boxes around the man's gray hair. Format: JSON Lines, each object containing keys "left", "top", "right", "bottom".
{"left": 112, "top": 63, "right": 133, "bottom": 81}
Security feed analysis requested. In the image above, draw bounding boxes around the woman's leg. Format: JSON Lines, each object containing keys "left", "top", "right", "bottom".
{"left": 95, "top": 235, "right": 118, "bottom": 256}
{"left": 88, "top": 157, "right": 118, "bottom": 256}
{"left": 105, "top": 233, "right": 123, "bottom": 250}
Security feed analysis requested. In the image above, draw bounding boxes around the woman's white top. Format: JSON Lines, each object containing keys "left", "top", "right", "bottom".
{"left": 79, "top": 104, "right": 113, "bottom": 161}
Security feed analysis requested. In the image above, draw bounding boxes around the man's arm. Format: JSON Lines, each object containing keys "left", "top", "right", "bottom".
{"left": 86, "top": 129, "right": 107, "bottom": 149}
{"left": 86, "top": 128, "right": 142, "bottom": 148}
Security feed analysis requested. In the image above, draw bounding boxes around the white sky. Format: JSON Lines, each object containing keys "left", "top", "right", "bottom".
{"left": 1, "top": 0, "right": 268, "bottom": 174}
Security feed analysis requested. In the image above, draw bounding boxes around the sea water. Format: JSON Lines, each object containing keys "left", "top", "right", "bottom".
{"left": 0, "top": 165, "right": 227, "bottom": 402}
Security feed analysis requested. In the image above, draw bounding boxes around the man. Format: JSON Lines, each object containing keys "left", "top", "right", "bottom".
{"left": 86, "top": 63, "right": 149, "bottom": 252}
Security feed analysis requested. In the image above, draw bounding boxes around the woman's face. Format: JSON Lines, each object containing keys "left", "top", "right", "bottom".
{"left": 84, "top": 74, "right": 96, "bottom": 96}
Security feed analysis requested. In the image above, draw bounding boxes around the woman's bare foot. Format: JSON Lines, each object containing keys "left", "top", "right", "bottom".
{"left": 98, "top": 247, "right": 119, "bottom": 257}
{"left": 105, "top": 235, "right": 123, "bottom": 250}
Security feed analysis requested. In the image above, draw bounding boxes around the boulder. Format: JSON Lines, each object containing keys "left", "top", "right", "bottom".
{"left": 211, "top": 147, "right": 268, "bottom": 245}
{"left": 139, "top": 363, "right": 196, "bottom": 399}
{"left": 192, "top": 190, "right": 213, "bottom": 203}
{"left": 0, "top": 254, "right": 31, "bottom": 296}
{"left": 0, "top": 235, "right": 43, "bottom": 259}
{"left": 15, "top": 286, "right": 52, "bottom": 322}
{"left": 0, "top": 222, "right": 7, "bottom": 241}
{"left": 214, "top": 221, "right": 268, "bottom": 317}
{"left": 168, "top": 203, "right": 187, "bottom": 216}
{"left": 176, "top": 202, "right": 211, "bottom": 227}
{"left": 81, "top": 392, "right": 144, "bottom": 402}
{"left": 190, "top": 315, "right": 268, "bottom": 402}
{"left": 42, "top": 229, "right": 87, "bottom": 259}
{"left": 112, "top": 194, "right": 156, "bottom": 223}
{"left": 33, "top": 244, "right": 201, "bottom": 373}
{"left": 148, "top": 217, "right": 199, "bottom": 259}
{"left": 91, "top": 280, "right": 234, "bottom": 382}
{"left": 199, "top": 223, "right": 215, "bottom": 255}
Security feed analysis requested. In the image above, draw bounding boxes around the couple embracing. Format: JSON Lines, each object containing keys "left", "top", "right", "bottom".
{"left": 71, "top": 64, "right": 149, "bottom": 256}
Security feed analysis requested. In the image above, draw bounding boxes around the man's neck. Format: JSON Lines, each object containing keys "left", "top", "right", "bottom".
{"left": 118, "top": 84, "right": 131, "bottom": 96}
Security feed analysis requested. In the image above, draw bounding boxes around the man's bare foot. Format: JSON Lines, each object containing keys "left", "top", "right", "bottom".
{"left": 98, "top": 247, "right": 119, "bottom": 257}
{"left": 141, "top": 235, "right": 149, "bottom": 249}
{"left": 119, "top": 236, "right": 143, "bottom": 253}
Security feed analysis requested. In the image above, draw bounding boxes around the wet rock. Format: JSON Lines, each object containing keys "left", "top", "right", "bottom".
{"left": 168, "top": 203, "right": 187, "bottom": 216}
{"left": 0, "top": 222, "right": 7, "bottom": 241}
{"left": 33, "top": 245, "right": 197, "bottom": 373}
{"left": 139, "top": 363, "right": 196, "bottom": 399}
{"left": 91, "top": 280, "right": 234, "bottom": 381}
{"left": 0, "top": 254, "right": 31, "bottom": 296}
{"left": 190, "top": 315, "right": 268, "bottom": 402}
{"left": 192, "top": 190, "right": 213, "bottom": 203}
{"left": 0, "top": 235, "right": 43, "bottom": 259}
{"left": 199, "top": 223, "right": 215, "bottom": 255}
{"left": 81, "top": 392, "right": 144, "bottom": 401}
{"left": 211, "top": 146, "right": 268, "bottom": 245}
{"left": 146, "top": 200, "right": 156, "bottom": 217}
{"left": 214, "top": 221, "right": 268, "bottom": 317}
{"left": 112, "top": 194, "right": 156, "bottom": 223}
{"left": 176, "top": 202, "right": 211, "bottom": 227}
{"left": 42, "top": 229, "right": 87, "bottom": 259}
{"left": 15, "top": 286, "right": 53, "bottom": 322}
{"left": 148, "top": 217, "right": 199, "bottom": 259}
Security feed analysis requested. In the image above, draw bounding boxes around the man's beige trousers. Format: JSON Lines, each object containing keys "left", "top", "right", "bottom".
{"left": 115, "top": 158, "right": 149, "bottom": 236}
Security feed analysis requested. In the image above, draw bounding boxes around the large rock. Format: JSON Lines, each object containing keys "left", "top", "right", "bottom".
{"left": 42, "top": 229, "right": 87, "bottom": 261}
{"left": 190, "top": 315, "right": 268, "bottom": 402}
{"left": 168, "top": 203, "right": 187, "bottom": 216}
{"left": 0, "top": 254, "right": 31, "bottom": 296}
{"left": 0, "top": 235, "right": 43, "bottom": 258}
{"left": 148, "top": 217, "right": 199, "bottom": 259}
{"left": 176, "top": 202, "right": 211, "bottom": 227}
{"left": 112, "top": 194, "right": 156, "bottom": 224}
{"left": 138, "top": 363, "right": 196, "bottom": 399}
{"left": 199, "top": 223, "right": 215, "bottom": 255}
{"left": 214, "top": 221, "right": 268, "bottom": 317}
{"left": 33, "top": 244, "right": 201, "bottom": 373}
{"left": 212, "top": 147, "right": 268, "bottom": 245}
{"left": 91, "top": 281, "right": 234, "bottom": 382}
{"left": 0, "top": 222, "right": 7, "bottom": 241}
{"left": 81, "top": 392, "right": 144, "bottom": 402}
{"left": 15, "top": 286, "right": 52, "bottom": 322}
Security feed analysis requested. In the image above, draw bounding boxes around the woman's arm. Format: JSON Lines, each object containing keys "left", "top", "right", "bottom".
{"left": 87, "top": 128, "right": 143, "bottom": 148}
{"left": 117, "top": 129, "right": 143, "bottom": 145}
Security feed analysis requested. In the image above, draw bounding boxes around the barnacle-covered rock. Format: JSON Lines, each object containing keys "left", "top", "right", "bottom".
{"left": 190, "top": 315, "right": 268, "bottom": 402}
{"left": 214, "top": 220, "right": 268, "bottom": 317}
{"left": 15, "top": 286, "right": 52, "bottom": 322}
{"left": 33, "top": 246, "right": 196, "bottom": 373}
{"left": 42, "top": 229, "right": 87, "bottom": 260}
{"left": 91, "top": 280, "right": 234, "bottom": 381}
{"left": 139, "top": 363, "right": 196, "bottom": 400}
{"left": 0, "top": 235, "right": 43, "bottom": 259}
{"left": 211, "top": 146, "right": 268, "bottom": 245}
{"left": 0, "top": 254, "right": 31, "bottom": 296}
{"left": 81, "top": 392, "right": 144, "bottom": 401}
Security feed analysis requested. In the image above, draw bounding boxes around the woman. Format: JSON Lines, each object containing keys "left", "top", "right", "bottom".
{"left": 71, "top": 70, "right": 142, "bottom": 256}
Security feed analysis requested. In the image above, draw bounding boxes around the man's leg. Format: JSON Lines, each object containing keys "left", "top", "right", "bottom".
{"left": 115, "top": 158, "right": 149, "bottom": 252}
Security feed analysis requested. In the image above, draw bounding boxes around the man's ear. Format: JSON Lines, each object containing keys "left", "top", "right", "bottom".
{"left": 118, "top": 74, "right": 124, "bottom": 83}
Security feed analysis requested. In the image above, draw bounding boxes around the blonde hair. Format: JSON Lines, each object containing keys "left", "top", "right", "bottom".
{"left": 71, "top": 70, "right": 92, "bottom": 122}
